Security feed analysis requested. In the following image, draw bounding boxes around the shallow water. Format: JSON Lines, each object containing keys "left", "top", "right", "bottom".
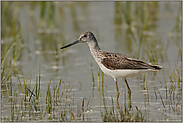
{"left": 1, "top": 1, "right": 182, "bottom": 122}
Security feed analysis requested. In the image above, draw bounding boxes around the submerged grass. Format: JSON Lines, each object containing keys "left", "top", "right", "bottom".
{"left": 100, "top": 96, "right": 147, "bottom": 122}
{"left": 1, "top": 1, "right": 181, "bottom": 122}
{"left": 1, "top": 29, "right": 21, "bottom": 84}
{"left": 2, "top": 72, "right": 93, "bottom": 122}
{"left": 96, "top": 65, "right": 147, "bottom": 122}
{"left": 153, "top": 59, "right": 182, "bottom": 121}
{"left": 1, "top": 47, "right": 92, "bottom": 122}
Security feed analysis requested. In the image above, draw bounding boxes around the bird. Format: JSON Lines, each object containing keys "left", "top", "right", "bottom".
{"left": 60, "top": 31, "right": 162, "bottom": 109}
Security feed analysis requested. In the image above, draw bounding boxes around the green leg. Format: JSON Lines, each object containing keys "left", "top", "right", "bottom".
{"left": 115, "top": 78, "right": 120, "bottom": 109}
{"left": 124, "top": 78, "right": 132, "bottom": 109}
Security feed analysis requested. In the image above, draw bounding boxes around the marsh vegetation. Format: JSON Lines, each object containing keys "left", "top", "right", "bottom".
{"left": 1, "top": 1, "right": 182, "bottom": 122}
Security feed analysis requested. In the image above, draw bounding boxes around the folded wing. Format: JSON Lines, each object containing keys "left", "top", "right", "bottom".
{"left": 101, "top": 52, "right": 162, "bottom": 70}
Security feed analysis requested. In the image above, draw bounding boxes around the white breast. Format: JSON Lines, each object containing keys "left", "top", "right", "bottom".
{"left": 90, "top": 49, "right": 154, "bottom": 79}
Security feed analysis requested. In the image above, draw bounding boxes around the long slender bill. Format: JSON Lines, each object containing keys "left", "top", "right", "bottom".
{"left": 60, "top": 40, "right": 79, "bottom": 49}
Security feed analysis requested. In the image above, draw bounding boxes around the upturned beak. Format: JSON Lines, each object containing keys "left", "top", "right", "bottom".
{"left": 60, "top": 40, "right": 79, "bottom": 49}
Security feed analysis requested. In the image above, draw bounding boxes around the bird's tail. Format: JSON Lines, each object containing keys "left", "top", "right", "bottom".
{"left": 151, "top": 65, "right": 162, "bottom": 71}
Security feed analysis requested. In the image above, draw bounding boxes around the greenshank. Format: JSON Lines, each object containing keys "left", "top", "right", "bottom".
{"left": 60, "top": 31, "right": 162, "bottom": 109}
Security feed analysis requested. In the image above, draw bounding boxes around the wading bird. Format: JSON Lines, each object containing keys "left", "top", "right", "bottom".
{"left": 60, "top": 31, "right": 162, "bottom": 109}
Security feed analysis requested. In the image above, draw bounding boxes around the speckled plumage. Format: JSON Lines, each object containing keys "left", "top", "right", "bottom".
{"left": 100, "top": 52, "right": 161, "bottom": 70}
{"left": 61, "top": 31, "right": 162, "bottom": 80}
{"left": 61, "top": 31, "right": 162, "bottom": 109}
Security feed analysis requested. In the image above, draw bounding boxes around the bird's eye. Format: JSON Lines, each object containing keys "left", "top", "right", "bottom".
{"left": 83, "top": 34, "right": 87, "bottom": 37}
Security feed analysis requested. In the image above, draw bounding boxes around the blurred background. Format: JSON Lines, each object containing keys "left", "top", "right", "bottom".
{"left": 1, "top": 1, "right": 182, "bottom": 122}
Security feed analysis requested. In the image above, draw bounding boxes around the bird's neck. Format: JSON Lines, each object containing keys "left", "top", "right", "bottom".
{"left": 87, "top": 40, "right": 102, "bottom": 64}
{"left": 87, "top": 40, "right": 100, "bottom": 52}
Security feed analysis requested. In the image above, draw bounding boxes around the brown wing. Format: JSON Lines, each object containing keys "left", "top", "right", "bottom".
{"left": 101, "top": 52, "right": 158, "bottom": 70}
